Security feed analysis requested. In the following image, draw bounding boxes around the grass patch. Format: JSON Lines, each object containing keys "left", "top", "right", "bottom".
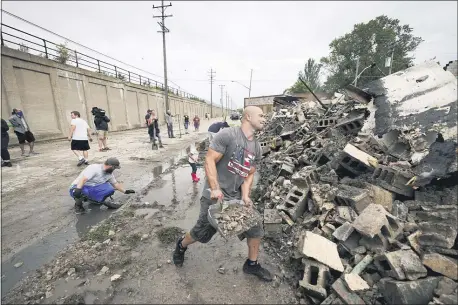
{"left": 156, "top": 227, "right": 183, "bottom": 244}
{"left": 120, "top": 233, "right": 142, "bottom": 248}
{"left": 83, "top": 221, "right": 114, "bottom": 243}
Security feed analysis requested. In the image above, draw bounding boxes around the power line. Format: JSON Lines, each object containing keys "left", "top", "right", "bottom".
{"left": 153, "top": 1, "right": 173, "bottom": 111}
{"left": 208, "top": 68, "right": 215, "bottom": 118}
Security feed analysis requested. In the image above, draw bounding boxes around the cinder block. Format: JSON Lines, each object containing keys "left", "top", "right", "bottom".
{"left": 299, "top": 231, "right": 344, "bottom": 272}
{"left": 336, "top": 152, "right": 372, "bottom": 176}
{"left": 359, "top": 232, "right": 389, "bottom": 253}
{"left": 333, "top": 222, "right": 355, "bottom": 242}
{"left": 282, "top": 186, "right": 309, "bottom": 221}
{"left": 343, "top": 143, "right": 378, "bottom": 168}
{"left": 263, "top": 209, "right": 283, "bottom": 236}
{"left": 352, "top": 204, "right": 403, "bottom": 239}
{"left": 299, "top": 258, "right": 330, "bottom": 300}
{"left": 259, "top": 141, "right": 271, "bottom": 155}
{"left": 335, "top": 115, "right": 365, "bottom": 136}
{"left": 422, "top": 253, "right": 458, "bottom": 280}
{"left": 335, "top": 185, "right": 372, "bottom": 214}
{"left": 372, "top": 165, "right": 414, "bottom": 197}
{"left": 374, "top": 249, "right": 427, "bottom": 280}
{"left": 417, "top": 222, "right": 457, "bottom": 249}
{"left": 317, "top": 117, "right": 338, "bottom": 131}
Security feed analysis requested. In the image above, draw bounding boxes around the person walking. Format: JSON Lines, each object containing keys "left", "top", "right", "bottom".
{"left": 172, "top": 106, "right": 273, "bottom": 282}
{"left": 68, "top": 111, "right": 92, "bottom": 166}
{"left": 9, "top": 108, "right": 38, "bottom": 156}
{"left": 145, "top": 109, "right": 152, "bottom": 127}
{"left": 92, "top": 107, "right": 111, "bottom": 152}
{"left": 148, "top": 110, "right": 163, "bottom": 148}
{"left": 193, "top": 114, "right": 200, "bottom": 132}
{"left": 1, "top": 118, "right": 12, "bottom": 167}
{"left": 69, "top": 157, "right": 135, "bottom": 213}
{"left": 188, "top": 145, "right": 200, "bottom": 182}
{"left": 183, "top": 114, "right": 190, "bottom": 134}
{"left": 165, "top": 110, "right": 175, "bottom": 138}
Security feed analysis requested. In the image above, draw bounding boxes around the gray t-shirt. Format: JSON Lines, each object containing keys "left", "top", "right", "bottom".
{"left": 71, "top": 164, "right": 117, "bottom": 187}
{"left": 203, "top": 127, "right": 262, "bottom": 200}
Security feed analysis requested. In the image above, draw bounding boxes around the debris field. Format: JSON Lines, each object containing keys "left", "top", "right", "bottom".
{"left": 252, "top": 61, "right": 458, "bottom": 305}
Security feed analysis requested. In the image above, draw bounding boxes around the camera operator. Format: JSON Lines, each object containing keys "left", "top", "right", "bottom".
{"left": 92, "top": 107, "right": 111, "bottom": 152}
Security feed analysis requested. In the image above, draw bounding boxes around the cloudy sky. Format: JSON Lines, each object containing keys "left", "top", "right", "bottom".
{"left": 2, "top": 1, "right": 457, "bottom": 109}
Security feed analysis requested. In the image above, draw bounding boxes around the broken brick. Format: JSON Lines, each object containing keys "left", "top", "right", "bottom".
{"left": 417, "top": 222, "right": 457, "bottom": 249}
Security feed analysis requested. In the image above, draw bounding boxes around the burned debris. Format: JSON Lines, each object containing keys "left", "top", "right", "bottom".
{"left": 254, "top": 61, "right": 458, "bottom": 305}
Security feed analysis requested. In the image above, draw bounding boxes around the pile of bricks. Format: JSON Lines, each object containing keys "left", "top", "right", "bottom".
{"left": 253, "top": 64, "right": 457, "bottom": 305}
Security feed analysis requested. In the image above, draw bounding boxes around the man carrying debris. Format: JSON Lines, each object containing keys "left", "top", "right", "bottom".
{"left": 173, "top": 106, "right": 273, "bottom": 282}
{"left": 69, "top": 157, "right": 135, "bottom": 213}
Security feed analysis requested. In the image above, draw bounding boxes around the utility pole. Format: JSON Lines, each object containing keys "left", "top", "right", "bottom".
{"left": 353, "top": 57, "right": 360, "bottom": 86}
{"left": 249, "top": 69, "right": 253, "bottom": 97}
{"left": 153, "top": 1, "right": 172, "bottom": 111}
{"left": 226, "top": 92, "right": 229, "bottom": 115}
{"left": 208, "top": 68, "right": 215, "bottom": 118}
{"left": 219, "top": 84, "right": 225, "bottom": 116}
{"left": 225, "top": 92, "right": 229, "bottom": 116}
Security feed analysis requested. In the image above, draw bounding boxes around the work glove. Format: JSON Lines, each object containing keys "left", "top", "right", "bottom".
{"left": 73, "top": 188, "right": 83, "bottom": 198}
{"left": 124, "top": 189, "right": 135, "bottom": 194}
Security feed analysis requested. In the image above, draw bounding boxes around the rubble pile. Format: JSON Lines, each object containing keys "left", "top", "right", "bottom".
{"left": 210, "top": 202, "right": 263, "bottom": 238}
{"left": 253, "top": 61, "right": 458, "bottom": 305}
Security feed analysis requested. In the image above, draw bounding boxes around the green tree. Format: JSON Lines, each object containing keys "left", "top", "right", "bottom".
{"left": 320, "top": 15, "right": 423, "bottom": 92}
{"left": 286, "top": 58, "right": 322, "bottom": 94}
{"left": 55, "top": 42, "right": 75, "bottom": 64}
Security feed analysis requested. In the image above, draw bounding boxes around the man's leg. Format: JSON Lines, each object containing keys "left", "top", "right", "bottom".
{"left": 240, "top": 226, "right": 273, "bottom": 281}
{"left": 102, "top": 132, "right": 109, "bottom": 149}
{"left": 1, "top": 147, "right": 12, "bottom": 167}
{"left": 83, "top": 150, "right": 89, "bottom": 164}
{"left": 27, "top": 132, "right": 37, "bottom": 154}
{"left": 170, "top": 124, "right": 175, "bottom": 138}
{"left": 173, "top": 197, "right": 217, "bottom": 266}
{"left": 157, "top": 133, "right": 164, "bottom": 148}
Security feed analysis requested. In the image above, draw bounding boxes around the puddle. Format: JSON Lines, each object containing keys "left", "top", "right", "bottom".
{"left": 1, "top": 140, "right": 207, "bottom": 296}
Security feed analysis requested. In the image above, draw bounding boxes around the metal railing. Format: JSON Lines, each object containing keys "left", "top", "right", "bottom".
{"left": 1, "top": 23, "right": 208, "bottom": 103}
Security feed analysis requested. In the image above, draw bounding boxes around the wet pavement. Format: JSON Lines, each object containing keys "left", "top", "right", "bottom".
{"left": 1, "top": 118, "right": 223, "bottom": 297}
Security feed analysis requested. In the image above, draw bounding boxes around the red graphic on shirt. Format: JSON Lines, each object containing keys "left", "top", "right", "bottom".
{"left": 227, "top": 145, "right": 255, "bottom": 178}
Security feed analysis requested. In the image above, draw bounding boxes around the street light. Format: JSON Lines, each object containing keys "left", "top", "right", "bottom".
{"left": 230, "top": 69, "right": 253, "bottom": 97}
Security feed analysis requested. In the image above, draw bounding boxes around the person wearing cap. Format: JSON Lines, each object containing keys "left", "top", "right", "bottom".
{"left": 69, "top": 157, "right": 135, "bottom": 213}
{"left": 207, "top": 120, "right": 230, "bottom": 141}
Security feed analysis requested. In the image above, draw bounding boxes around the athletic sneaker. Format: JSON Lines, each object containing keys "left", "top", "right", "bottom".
{"left": 172, "top": 237, "right": 187, "bottom": 267}
{"left": 1, "top": 162, "right": 12, "bottom": 167}
{"left": 75, "top": 205, "right": 86, "bottom": 214}
{"left": 77, "top": 159, "right": 85, "bottom": 166}
{"left": 242, "top": 260, "right": 273, "bottom": 282}
{"left": 84, "top": 161, "right": 89, "bottom": 165}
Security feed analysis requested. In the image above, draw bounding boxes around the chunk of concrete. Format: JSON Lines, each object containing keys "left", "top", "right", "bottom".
{"left": 335, "top": 185, "right": 372, "bottom": 214}
{"left": 418, "top": 222, "right": 457, "bottom": 249}
{"left": 343, "top": 273, "right": 370, "bottom": 291}
{"left": 333, "top": 222, "right": 354, "bottom": 242}
{"left": 379, "top": 277, "right": 440, "bottom": 305}
{"left": 336, "top": 206, "right": 358, "bottom": 223}
{"left": 299, "top": 258, "right": 330, "bottom": 300}
{"left": 434, "top": 276, "right": 458, "bottom": 296}
{"left": 374, "top": 249, "right": 427, "bottom": 280}
{"left": 365, "top": 183, "right": 394, "bottom": 213}
{"left": 407, "top": 231, "right": 422, "bottom": 255}
{"left": 331, "top": 278, "right": 365, "bottom": 305}
{"left": 343, "top": 143, "right": 378, "bottom": 168}
{"left": 299, "top": 231, "right": 344, "bottom": 272}
{"left": 422, "top": 253, "right": 458, "bottom": 280}
{"left": 352, "top": 204, "right": 402, "bottom": 239}
{"left": 359, "top": 232, "right": 388, "bottom": 254}
{"left": 263, "top": 209, "right": 283, "bottom": 236}
{"left": 392, "top": 200, "right": 408, "bottom": 220}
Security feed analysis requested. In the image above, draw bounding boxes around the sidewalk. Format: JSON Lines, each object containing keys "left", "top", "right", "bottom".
{"left": 1, "top": 117, "right": 223, "bottom": 262}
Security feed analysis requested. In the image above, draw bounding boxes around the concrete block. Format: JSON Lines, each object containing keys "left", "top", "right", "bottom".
{"left": 279, "top": 162, "right": 294, "bottom": 177}
{"left": 434, "top": 276, "right": 458, "bottom": 296}
{"left": 407, "top": 231, "right": 422, "bottom": 255}
{"left": 259, "top": 141, "right": 271, "bottom": 155}
{"left": 352, "top": 204, "right": 402, "bottom": 239}
{"left": 317, "top": 117, "right": 338, "bottom": 131}
{"left": 321, "top": 293, "right": 337, "bottom": 305}
{"left": 342, "top": 230, "right": 363, "bottom": 253}
{"left": 263, "top": 209, "right": 283, "bottom": 236}
{"left": 335, "top": 185, "right": 372, "bottom": 214}
{"left": 282, "top": 186, "right": 309, "bottom": 221}
{"left": 372, "top": 165, "right": 414, "bottom": 197}
{"left": 335, "top": 114, "right": 365, "bottom": 136}
{"left": 299, "top": 258, "right": 330, "bottom": 300}
{"left": 374, "top": 249, "right": 427, "bottom": 280}
{"left": 343, "top": 143, "right": 378, "bottom": 168}
{"left": 331, "top": 278, "right": 365, "bottom": 305}
{"left": 332, "top": 222, "right": 354, "bottom": 242}
{"left": 439, "top": 293, "right": 458, "bottom": 305}
{"left": 361, "top": 272, "right": 381, "bottom": 287}
{"left": 291, "top": 167, "right": 319, "bottom": 188}
{"left": 392, "top": 200, "right": 408, "bottom": 220}
{"left": 336, "top": 151, "right": 372, "bottom": 176}
{"left": 343, "top": 273, "right": 370, "bottom": 291}
{"left": 417, "top": 222, "right": 457, "bottom": 249}
{"left": 379, "top": 277, "right": 440, "bottom": 305}
{"left": 359, "top": 233, "right": 388, "bottom": 253}
{"left": 365, "top": 183, "right": 394, "bottom": 213}
{"left": 299, "top": 231, "right": 344, "bottom": 272}
{"left": 336, "top": 206, "right": 358, "bottom": 223}
{"left": 422, "top": 253, "right": 458, "bottom": 280}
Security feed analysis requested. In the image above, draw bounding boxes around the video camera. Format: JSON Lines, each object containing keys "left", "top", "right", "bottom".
{"left": 91, "top": 107, "right": 106, "bottom": 118}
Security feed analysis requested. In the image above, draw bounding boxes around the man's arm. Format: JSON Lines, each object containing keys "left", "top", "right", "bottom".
{"left": 241, "top": 167, "right": 256, "bottom": 205}
{"left": 86, "top": 126, "right": 92, "bottom": 141}
{"left": 76, "top": 176, "right": 89, "bottom": 189}
{"left": 112, "top": 182, "right": 125, "bottom": 193}
{"left": 68, "top": 125, "right": 76, "bottom": 140}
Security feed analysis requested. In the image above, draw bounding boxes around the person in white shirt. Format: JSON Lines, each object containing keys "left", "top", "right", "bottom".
{"left": 188, "top": 145, "right": 200, "bottom": 182}
{"left": 68, "top": 111, "right": 93, "bottom": 167}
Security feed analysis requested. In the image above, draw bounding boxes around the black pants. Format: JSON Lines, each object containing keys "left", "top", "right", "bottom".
{"left": 189, "top": 162, "right": 197, "bottom": 174}
{"left": 1, "top": 134, "right": 10, "bottom": 161}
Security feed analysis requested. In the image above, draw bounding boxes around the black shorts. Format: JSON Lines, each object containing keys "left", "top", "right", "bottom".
{"left": 15, "top": 131, "right": 35, "bottom": 144}
{"left": 71, "top": 140, "right": 90, "bottom": 151}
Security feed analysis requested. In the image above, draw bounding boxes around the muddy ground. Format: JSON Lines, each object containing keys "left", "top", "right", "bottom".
{"left": 2, "top": 118, "right": 295, "bottom": 304}
{"left": 1, "top": 118, "right": 220, "bottom": 295}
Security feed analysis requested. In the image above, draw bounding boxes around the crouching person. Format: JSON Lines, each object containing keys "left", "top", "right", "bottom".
{"left": 69, "top": 157, "right": 135, "bottom": 213}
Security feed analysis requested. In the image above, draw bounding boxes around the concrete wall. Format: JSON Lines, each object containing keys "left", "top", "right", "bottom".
{"left": 1, "top": 46, "right": 222, "bottom": 143}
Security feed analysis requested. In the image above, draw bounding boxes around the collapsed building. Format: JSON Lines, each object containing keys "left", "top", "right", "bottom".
{"left": 253, "top": 61, "right": 458, "bottom": 305}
